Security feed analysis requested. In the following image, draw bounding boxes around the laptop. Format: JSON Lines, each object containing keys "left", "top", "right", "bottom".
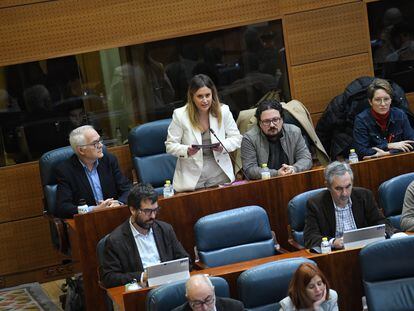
{"left": 146, "top": 257, "right": 190, "bottom": 287}
{"left": 343, "top": 224, "right": 386, "bottom": 249}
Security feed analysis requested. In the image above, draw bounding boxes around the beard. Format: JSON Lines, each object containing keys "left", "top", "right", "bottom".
{"left": 134, "top": 215, "right": 154, "bottom": 230}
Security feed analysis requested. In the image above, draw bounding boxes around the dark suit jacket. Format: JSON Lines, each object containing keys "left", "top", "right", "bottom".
{"left": 303, "top": 187, "right": 394, "bottom": 248}
{"left": 101, "top": 219, "right": 190, "bottom": 288}
{"left": 55, "top": 153, "right": 131, "bottom": 218}
{"left": 172, "top": 297, "right": 244, "bottom": 311}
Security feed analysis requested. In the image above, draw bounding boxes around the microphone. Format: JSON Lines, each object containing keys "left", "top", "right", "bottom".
{"left": 209, "top": 128, "right": 250, "bottom": 181}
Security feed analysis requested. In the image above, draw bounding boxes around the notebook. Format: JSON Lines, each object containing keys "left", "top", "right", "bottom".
{"left": 343, "top": 224, "right": 386, "bottom": 249}
{"left": 146, "top": 257, "right": 190, "bottom": 287}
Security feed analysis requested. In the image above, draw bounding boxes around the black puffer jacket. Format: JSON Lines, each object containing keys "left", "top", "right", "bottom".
{"left": 316, "top": 76, "right": 412, "bottom": 159}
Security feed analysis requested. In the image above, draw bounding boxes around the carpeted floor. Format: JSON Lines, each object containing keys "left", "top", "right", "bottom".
{"left": 0, "top": 282, "right": 57, "bottom": 311}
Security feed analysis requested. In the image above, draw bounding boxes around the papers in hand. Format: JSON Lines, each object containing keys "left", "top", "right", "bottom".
{"left": 191, "top": 143, "right": 220, "bottom": 149}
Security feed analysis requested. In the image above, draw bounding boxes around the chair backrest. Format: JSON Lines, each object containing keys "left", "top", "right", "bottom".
{"left": 378, "top": 173, "right": 414, "bottom": 230}
{"left": 39, "top": 146, "right": 75, "bottom": 215}
{"left": 194, "top": 205, "right": 277, "bottom": 268}
{"left": 359, "top": 236, "right": 414, "bottom": 311}
{"left": 146, "top": 276, "right": 229, "bottom": 311}
{"left": 287, "top": 188, "right": 326, "bottom": 247}
{"left": 96, "top": 234, "right": 110, "bottom": 283}
{"left": 128, "top": 119, "right": 176, "bottom": 194}
{"left": 237, "top": 257, "right": 317, "bottom": 311}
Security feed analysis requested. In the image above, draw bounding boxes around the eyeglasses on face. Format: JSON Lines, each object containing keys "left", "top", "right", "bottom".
{"left": 139, "top": 206, "right": 161, "bottom": 216}
{"left": 372, "top": 97, "right": 391, "bottom": 105}
{"left": 260, "top": 117, "right": 282, "bottom": 126}
{"left": 189, "top": 295, "right": 215, "bottom": 308}
{"left": 79, "top": 138, "right": 104, "bottom": 149}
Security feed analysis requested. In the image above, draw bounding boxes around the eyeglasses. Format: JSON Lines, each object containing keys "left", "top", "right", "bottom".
{"left": 260, "top": 117, "right": 282, "bottom": 127}
{"left": 372, "top": 97, "right": 391, "bottom": 105}
{"left": 189, "top": 295, "right": 215, "bottom": 308}
{"left": 139, "top": 206, "right": 161, "bottom": 216}
{"left": 79, "top": 138, "right": 104, "bottom": 149}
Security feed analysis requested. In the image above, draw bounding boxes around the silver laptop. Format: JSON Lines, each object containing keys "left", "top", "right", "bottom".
{"left": 146, "top": 257, "right": 190, "bottom": 287}
{"left": 343, "top": 224, "right": 386, "bottom": 249}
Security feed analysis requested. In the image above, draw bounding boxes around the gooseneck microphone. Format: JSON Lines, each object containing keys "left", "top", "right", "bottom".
{"left": 209, "top": 128, "right": 249, "bottom": 181}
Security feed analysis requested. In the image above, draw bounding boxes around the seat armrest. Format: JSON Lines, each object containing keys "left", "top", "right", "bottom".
{"left": 43, "top": 212, "right": 71, "bottom": 256}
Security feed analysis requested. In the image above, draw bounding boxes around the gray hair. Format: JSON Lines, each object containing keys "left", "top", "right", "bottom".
{"left": 69, "top": 125, "right": 94, "bottom": 153}
{"left": 185, "top": 274, "right": 214, "bottom": 297}
{"left": 324, "top": 161, "right": 354, "bottom": 186}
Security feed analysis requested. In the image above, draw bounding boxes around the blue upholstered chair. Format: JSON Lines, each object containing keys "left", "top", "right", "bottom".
{"left": 287, "top": 188, "right": 325, "bottom": 249}
{"left": 96, "top": 234, "right": 110, "bottom": 283}
{"left": 39, "top": 146, "right": 75, "bottom": 255}
{"left": 146, "top": 276, "right": 230, "bottom": 311}
{"left": 237, "top": 257, "right": 317, "bottom": 311}
{"left": 128, "top": 119, "right": 176, "bottom": 195}
{"left": 378, "top": 173, "right": 414, "bottom": 230}
{"left": 359, "top": 236, "right": 414, "bottom": 311}
{"left": 96, "top": 234, "right": 113, "bottom": 311}
{"left": 194, "top": 205, "right": 279, "bottom": 268}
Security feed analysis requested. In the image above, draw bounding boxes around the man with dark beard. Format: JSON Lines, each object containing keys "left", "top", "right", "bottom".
{"left": 241, "top": 99, "right": 312, "bottom": 180}
{"left": 101, "top": 183, "right": 189, "bottom": 288}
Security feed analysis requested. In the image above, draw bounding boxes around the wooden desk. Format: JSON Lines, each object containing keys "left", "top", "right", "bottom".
{"left": 68, "top": 152, "right": 414, "bottom": 311}
{"left": 108, "top": 248, "right": 362, "bottom": 311}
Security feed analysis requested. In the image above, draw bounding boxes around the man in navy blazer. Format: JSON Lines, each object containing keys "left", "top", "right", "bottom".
{"left": 55, "top": 125, "right": 131, "bottom": 218}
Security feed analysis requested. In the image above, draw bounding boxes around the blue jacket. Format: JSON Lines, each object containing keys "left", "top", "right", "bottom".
{"left": 353, "top": 107, "right": 414, "bottom": 158}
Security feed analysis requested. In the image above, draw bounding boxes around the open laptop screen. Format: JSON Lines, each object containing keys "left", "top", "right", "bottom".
{"left": 343, "top": 224, "right": 386, "bottom": 249}
{"left": 146, "top": 257, "right": 190, "bottom": 287}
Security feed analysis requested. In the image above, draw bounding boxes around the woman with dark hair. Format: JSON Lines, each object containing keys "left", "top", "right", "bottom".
{"left": 353, "top": 78, "right": 414, "bottom": 159}
{"left": 279, "top": 263, "right": 338, "bottom": 311}
{"left": 165, "top": 74, "right": 242, "bottom": 192}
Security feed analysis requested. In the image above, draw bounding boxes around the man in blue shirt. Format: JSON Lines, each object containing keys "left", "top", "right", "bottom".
{"left": 55, "top": 125, "right": 131, "bottom": 218}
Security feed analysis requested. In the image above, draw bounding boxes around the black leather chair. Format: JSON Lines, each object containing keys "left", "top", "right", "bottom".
{"left": 378, "top": 172, "right": 414, "bottom": 230}
{"left": 146, "top": 276, "right": 230, "bottom": 311}
{"left": 287, "top": 188, "right": 325, "bottom": 249}
{"left": 128, "top": 119, "right": 176, "bottom": 195}
{"left": 237, "top": 257, "right": 317, "bottom": 311}
{"left": 359, "top": 236, "right": 414, "bottom": 311}
{"left": 194, "top": 205, "right": 279, "bottom": 268}
{"left": 39, "top": 146, "right": 74, "bottom": 256}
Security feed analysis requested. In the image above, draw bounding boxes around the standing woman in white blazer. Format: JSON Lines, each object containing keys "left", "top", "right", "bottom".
{"left": 165, "top": 74, "right": 242, "bottom": 192}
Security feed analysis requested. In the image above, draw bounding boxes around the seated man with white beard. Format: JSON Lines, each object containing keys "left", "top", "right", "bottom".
{"left": 101, "top": 183, "right": 189, "bottom": 287}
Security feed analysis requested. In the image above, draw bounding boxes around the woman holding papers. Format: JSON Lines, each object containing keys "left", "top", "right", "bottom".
{"left": 165, "top": 74, "right": 242, "bottom": 192}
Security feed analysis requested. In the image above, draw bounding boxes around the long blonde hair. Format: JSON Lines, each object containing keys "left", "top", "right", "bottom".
{"left": 186, "top": 74, "right": 222, "bottom": 131}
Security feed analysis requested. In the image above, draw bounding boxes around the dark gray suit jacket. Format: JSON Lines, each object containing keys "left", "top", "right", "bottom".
{"left": 304, "top": 187, "right": 395, "bottom": 248}
{"left": 101, "top": 219, "right": 189, "bottom": 288}
{"left": 172, "top": 297, "right": 244, "bottom": 311}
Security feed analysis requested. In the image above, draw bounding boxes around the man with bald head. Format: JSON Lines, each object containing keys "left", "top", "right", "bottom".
{"left": 55, "top": 125, "right": 131, "bottom": 218}
{"left": 172, "top": 274, "right": 244, "bottom": 311}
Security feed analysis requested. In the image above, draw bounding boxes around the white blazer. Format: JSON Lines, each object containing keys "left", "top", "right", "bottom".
{"left": 165, "top": 104, "right": 242, "bottom": 192}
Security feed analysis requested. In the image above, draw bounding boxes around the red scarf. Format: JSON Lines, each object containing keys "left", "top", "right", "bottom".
{"left": 371, "top": 108, "right": 390, "bottom": 133}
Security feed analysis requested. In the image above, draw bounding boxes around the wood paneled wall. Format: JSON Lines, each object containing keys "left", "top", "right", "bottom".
{"left": 284, "top": 1, "right": 374, "bottom": 114}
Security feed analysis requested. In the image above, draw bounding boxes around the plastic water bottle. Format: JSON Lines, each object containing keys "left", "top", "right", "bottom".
{"left": 163, "top": 180, "right": 174, "bottom": 198}
{"left": 321, "top": 237, "right": 331, "bottom": 254}
{"left": 349, "top": 149, "right": 359, "bottom": 164}
{"left": 116, "top": 127, "right": 123, "bottom": 145}
{"left": 261, "top": 163, "right": 271, "bottom": 180}
{"left": 77, "top": 199, "right": 89, "bottom": 214}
